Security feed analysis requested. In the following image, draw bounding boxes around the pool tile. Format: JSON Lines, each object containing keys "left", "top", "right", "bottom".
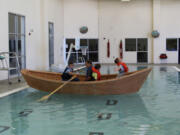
{"left": 19, "top": 109, "right": 33, "bottom": 117}
{"left": 97, "top": 113, "right": 112, "bottom": 120}
{"left": 106, "top": 100, "right": 118, "bottom": 105}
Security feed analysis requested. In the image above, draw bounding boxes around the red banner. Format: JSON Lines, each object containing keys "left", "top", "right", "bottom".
{"left": 120, "top": 40, "right": 123, "bottom": 59}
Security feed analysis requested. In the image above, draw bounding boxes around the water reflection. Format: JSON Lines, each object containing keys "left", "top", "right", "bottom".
{"left": 40, "top": 94, "right": 150, "bottom": 128}
{"left": 160, "top": 67, "right": 167, "bottom": 72}
{"left": 137, "top": 66, "right": 148, "bottom": 71}
{"left": 178, "top": 72, "right": 180, "bottom": 84}
{"left": 0, "top": 126, "right": 10, "bottom": 134}
{"left": 9, "top": 92, "right": 31, "bottom": 135}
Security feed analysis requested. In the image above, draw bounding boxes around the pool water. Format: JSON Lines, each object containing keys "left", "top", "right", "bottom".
{"left": 0, "top": 66, "right": 180, "bottom": 135}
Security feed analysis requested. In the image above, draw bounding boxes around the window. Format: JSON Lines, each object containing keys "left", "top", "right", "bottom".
{"left": 66, "top": 39, "right": 75, "bottom": 52}
{"left": 166, "top": 38, "right": 177, "bottom": 51}
{"left": 125, "top": 38, "right": 148, "bottom": 63}
{"left": 88, "top": 39, "right": 98, "bottom": 62}
{"left": 80, "top": 39, "right": 88, "bottom": 46}
{"left": 137, "top": 38, "right": 147, "bottom": 51}
{"left": 125, "top": 38, "right": 136, "bottom": 51}
{"left": 89, "top": 39, "right": 98, "bottom": 51}
{"left": 65, "top": 39, "right": 98, "bottom": 63}
{"left": 65, "top": 39, "right": 76, "bottom": 63}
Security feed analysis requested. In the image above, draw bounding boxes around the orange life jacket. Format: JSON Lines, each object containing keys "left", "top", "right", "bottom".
{"left": 117, "top": 62, "right": 128, "bottom": 72}
{"left": 92, "top": 67, "right": 101, "bottom": 80}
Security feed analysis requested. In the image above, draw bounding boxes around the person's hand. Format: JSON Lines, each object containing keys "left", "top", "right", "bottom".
{"left": 69, "top": 72, "right": 74, "bottom": 75}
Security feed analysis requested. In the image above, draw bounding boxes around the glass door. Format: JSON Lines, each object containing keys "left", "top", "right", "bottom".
{"left": 137, "top": 38, "right": 148, "bottom": 63}
{"left": 48, "top": 22, "right": 54, "bottom": 67}
{"left": 8, "top": 13, "right": 26, "bottom": 75}
{"left": 88, "top": 39, "right": 99, "bottom": 62}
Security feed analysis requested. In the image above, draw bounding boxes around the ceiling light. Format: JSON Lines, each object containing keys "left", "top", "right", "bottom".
{"left": 121, "top": 0, "right": 130, "bottom": 2}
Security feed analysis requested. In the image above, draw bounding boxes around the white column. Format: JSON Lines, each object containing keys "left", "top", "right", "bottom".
{"left": 152, "top": 0, "right": 162, "bottom": 64}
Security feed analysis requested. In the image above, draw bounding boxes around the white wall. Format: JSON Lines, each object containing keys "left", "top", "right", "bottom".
{"left": 1, "top": 0, "right": 180, "bottom": 81}
{"left": 0, "top": 0, "right": 64, "bottom": 80}
{"left": 42, "top": 0, "right": 64, "bottom": 68}
{"left": 63, "top": 0, "right": 180, "bottom": 64}
{"left": 63, "top": 0, "right": 98, "bottom": 38}
{"left": 63, "top": 0, "right": 153, "bottom": 64}
{"left": 99, "top": 0, "right": 153, "bottom": 63}
{"left": 153, "top": 0, "right": 180, "bottom": 64}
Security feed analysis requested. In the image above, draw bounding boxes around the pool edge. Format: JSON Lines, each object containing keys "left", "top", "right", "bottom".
{"left": 173, "top": 66, "right": 180, "bottom": 72}
{"left": 0, "top": 85, "right": 29, "bottom": 98}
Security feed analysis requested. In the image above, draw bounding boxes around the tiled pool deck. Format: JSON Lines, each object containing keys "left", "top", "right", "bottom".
{"left": 0, "top": 77, "right": 28, "bottom": 98}
{"left": 0, "top": 64, "right": 180, "bottom": 98}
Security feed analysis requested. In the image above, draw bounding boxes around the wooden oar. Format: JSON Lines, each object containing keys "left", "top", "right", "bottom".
{"left": 74, "top": 66, "right": 86, "bottom": 72}
{"left": 38, "top": 75, "right": 77, "bottom": 102}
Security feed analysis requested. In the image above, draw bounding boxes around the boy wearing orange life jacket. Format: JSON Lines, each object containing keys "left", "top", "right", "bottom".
{"left": 92, "top": 64, "right": 101, "bottom": 81}
{"left": 114, "top": 58, "right": 128, "bottom": 74}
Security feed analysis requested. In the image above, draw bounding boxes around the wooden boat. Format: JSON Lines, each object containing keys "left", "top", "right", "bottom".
{"left": 21, "top": 68, "right": 152, "bottom": 95}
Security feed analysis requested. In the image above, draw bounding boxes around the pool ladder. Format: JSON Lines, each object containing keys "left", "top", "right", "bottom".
{"left": 0, "top": 52, "right": 21, "bottom": 84}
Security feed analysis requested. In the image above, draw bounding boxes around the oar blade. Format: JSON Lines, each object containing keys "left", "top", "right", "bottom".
{"left": 37, "top": 95, "right": 50, "bottom": 102}
{"left": 37, "top": 75, "right": 77, "bottom": 102}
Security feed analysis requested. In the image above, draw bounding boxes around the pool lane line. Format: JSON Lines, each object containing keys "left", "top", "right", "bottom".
{"left": 0, "top": 85, "right": 29, "bottom": 98}
{"left": 173, "top": 66, "right": 180, "bottom": 72}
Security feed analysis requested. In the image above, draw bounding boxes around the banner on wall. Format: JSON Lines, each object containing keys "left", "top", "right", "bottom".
{"left": 119, "top": 40, "right": 123, "bottom": 59}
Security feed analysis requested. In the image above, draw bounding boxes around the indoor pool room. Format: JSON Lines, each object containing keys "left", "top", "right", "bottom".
{"left": 1, "top": 0, "right": 180, "bottom": 135}
{"left": 1, "top": 65, "right": 180, "bottom": 135}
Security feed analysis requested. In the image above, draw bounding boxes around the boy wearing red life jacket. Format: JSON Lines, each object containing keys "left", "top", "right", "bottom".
{"left": 92, "top": 64, "right": 101, "bottom": 81}
{"left": 114, "top": 58, "right": 128, "bottom": 74}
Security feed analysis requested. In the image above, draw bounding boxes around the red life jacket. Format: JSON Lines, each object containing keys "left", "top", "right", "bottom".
{"left": 92, "top": 67, "right": 101, "bottom": 80}
{"left": 117, "top": 62, "right": 128, "bottom": 72}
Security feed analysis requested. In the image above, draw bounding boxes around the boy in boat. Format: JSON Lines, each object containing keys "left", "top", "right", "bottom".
{"left": 62, "top": 62, "right": 79, "bottom": 81}
{"left": 92, "top": 64, "right": 101, "bottom": 81}
{"left": 85, "top": 60, "right": 95, "bottom": 81}
{"left": 114, "top": 58, "right": 128, "bottom": 74}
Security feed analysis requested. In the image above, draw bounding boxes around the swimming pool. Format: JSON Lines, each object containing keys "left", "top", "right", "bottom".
{"left": 0, "top": 65, "right": 180, "bottom": 135}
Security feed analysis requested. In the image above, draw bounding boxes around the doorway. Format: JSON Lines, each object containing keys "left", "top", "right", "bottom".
{"left": 8, "top": 13, "right": 26, "bottom": 75}
{"left": 137, "top": 38, "right": 148, "bottom": 63}
{"left": 48, "top": 22, "right": 54, "bottom": 67}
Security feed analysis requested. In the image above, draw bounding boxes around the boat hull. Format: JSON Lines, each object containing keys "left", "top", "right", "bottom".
{"left": 21, "top": 68, "right": 152, "bottom": 95}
